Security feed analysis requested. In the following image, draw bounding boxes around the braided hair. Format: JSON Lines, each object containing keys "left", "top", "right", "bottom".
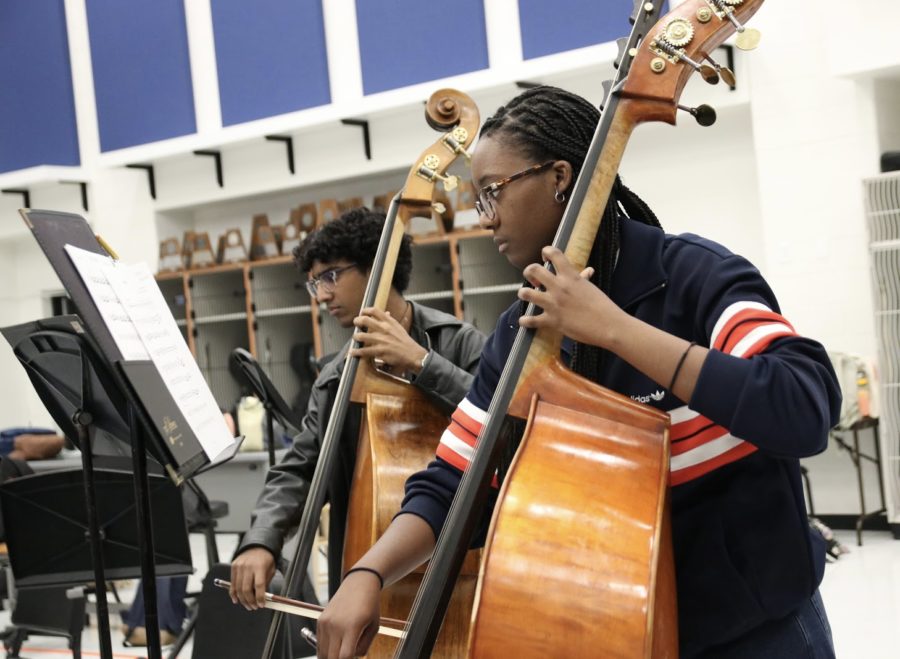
{"left": 480, "top": 85, "right": 662, "bottom": 380}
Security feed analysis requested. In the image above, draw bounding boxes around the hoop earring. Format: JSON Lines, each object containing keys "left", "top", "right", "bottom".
{"left": 555, "top": 189, "right": 566, "bottom": 204}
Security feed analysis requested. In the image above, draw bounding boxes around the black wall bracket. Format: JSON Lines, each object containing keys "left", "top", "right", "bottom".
{"left": 515, "top": 80, "right": 541, "bottom": 89}
{"left": 125, "top": 164, "right": 157, "bottom": 200}
{"left": 341, "top": 118, "right": 371, "bottom": 160}
{"left": 265, "top": 135, "right": 295, "bottom": 174}
{"left": 60, "top": 180, "right": 89, "bottom": 212}
{"left": 193, "top": 150, "right": 223, "bottom": 187}
{"left": 1, "top": 188, "right": 31, "bottom": 208}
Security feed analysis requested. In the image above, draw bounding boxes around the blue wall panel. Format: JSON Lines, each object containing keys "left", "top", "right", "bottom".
{"left": 211, "top": 0, "right": 331, "bottom": 126}
{"left": 87, "top": 0, "right": 196, "bottom": 152}
{"left": 356, "top": 0, "right": 488, "bottom": 95}
{"left": 0, "top": 1, "right": 80, "bottom": 173}
{"left": 519, "top": 0, "right": 668, "bottom": 60}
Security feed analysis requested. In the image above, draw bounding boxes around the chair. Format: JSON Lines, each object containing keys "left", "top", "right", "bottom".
{"left": 187, "top": 564, "right": 311, "bottom": 659}
{"left": 0, "top": 562, "right": 86, "bottom": 659}
{"left": 164, "top": 481, "right": 229, "bottom": 659}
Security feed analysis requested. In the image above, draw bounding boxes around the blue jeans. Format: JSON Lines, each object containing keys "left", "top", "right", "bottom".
{"left": 122, "top": 576, "right": 188, "bottom": 634}
{"left": 695, "top": 590, "right": 835, "bottom": 658}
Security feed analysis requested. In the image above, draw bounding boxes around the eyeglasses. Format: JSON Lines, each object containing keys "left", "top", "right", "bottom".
{"left": 474, "top": 161, "right": 555, "bottom": 220}
{"left": 305, "top": 263, "right": 356, "bottom": 298}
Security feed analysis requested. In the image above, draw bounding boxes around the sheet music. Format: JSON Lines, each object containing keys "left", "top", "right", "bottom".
{"left": 65, "top": 245, "right": 233, "bottom": 460}
{"left": 63, "top": 246, "right": 150, "bottom": 361}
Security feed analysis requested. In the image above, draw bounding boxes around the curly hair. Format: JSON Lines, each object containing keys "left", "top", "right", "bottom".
{"left": 480, "top": 85, "right": 663, "bottom": 378}
{"left": 292, "top": 207, "right": 412, "bottom": 293}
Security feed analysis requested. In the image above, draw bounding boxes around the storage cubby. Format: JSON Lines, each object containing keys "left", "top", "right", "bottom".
{"left": 456, "top": 235, "right": 522, "bottom": 334}
{"left": 194, "top": 317, "right": 250, "bottom": 406}
{"left": 156, "top": 227, "right": 528, "bottom": 409}
{"left": 156, "top": 273, "right": 190, "bottom": 344}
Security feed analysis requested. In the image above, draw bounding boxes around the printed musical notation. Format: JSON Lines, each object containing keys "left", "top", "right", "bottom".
{"left": 64, "top": 245, "right": 234, "bottom": 462}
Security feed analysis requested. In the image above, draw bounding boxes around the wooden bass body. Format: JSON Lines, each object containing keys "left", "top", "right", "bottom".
{"left": 345, "top": 378, "right": 480, "bottom": 658}
{"left": 467, "top": 359, "right": 677, "bottom": 658}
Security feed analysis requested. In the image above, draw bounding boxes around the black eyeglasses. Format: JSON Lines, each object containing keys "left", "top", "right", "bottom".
{"left": 474, "top": 161, "right": 555, "bottom": 220}
{"left": 305, "top": 263, "right": 356, "bottom": 298}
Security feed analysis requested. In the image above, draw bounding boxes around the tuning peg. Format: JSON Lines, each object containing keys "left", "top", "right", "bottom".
{"left": 709, "top": 0, "right": 761, "bottom": 50}
{"left": 439, "top": 174, "right": 459, "bottom": 192}
{"left": 704, "top": 54, "right": 736, "bottom": 88}
{"left": 734, "top": 27, "right": 761, "bottom": 51}
{"left": 417, "top": 154, "right": 460, "bottom": 191}
{"left": 629, "top": 1, "right": 656, "bottom": 25}
{"left": 654, "top": 40, "right": 720, "bottom": 84}
{"left": 678, "top": 104, "right": 717, "bottom": 127}
{"left": 441, "top": 128, "right": 472, "bottom": 163}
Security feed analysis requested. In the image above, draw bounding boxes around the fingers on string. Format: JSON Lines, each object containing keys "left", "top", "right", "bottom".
{"left": 542, "top": 245, "right": 578, "bottom": 277}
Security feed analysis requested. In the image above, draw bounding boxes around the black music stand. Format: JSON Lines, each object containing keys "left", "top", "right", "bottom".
{"left": 8, "top": 208, "right": 240, "bottom": 659}
{"left": 0, "top": 317, "right": 193, "bottom": 659}
{"left": 231, "top": 348, "right": 303, "bottom": 467}
{"left": 0, "top": 466, "right": 191, "bottom": 588}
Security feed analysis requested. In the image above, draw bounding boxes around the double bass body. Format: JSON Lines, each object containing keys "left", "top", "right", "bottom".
{"left": 468, "top": 359, "right": 676, "bottom": 658}
{"left": 344, "top": 383, "right": 481, "bottom": 658}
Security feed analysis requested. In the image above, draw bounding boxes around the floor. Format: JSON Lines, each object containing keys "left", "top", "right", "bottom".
{"left": 1, "top": 529, "right": 897, "bottom": 658}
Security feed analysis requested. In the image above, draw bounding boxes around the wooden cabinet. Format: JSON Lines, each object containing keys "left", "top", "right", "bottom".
{"left": 157, "top": 228, "right": 520, "bottom": 409}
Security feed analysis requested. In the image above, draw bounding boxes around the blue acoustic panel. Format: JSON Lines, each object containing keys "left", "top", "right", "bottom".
{"left": 86, "top": 0, "right": 196, "bottom": 152}
{"left": 0, "top": 1, "right": 80, "bottom": 173}
{"left": 211, "top": 0, "right": 331, "bottom": 126}
{"left": 356, "top": 0, "right": 488, "bottom": 95}
{"left": 519, "top": 0, "right": 669, "bottom": 60}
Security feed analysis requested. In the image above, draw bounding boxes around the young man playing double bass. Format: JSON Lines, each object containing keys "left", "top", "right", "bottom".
{"left": 229, "top": 207, "right": 485, "bottom": 608}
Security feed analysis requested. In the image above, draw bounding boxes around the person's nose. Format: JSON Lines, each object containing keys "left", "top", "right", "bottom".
{"left": 478, "top": 210, "right": 496, "bottom": 231}
{"left": 315, "top": 287, "right": 333, "bottom": 304}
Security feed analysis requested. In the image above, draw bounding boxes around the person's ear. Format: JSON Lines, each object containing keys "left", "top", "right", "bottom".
{"left": 552, "top": 160, "right": 574, "bottom": 195}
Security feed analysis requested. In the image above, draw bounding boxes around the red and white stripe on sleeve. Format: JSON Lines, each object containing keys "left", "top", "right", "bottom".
{"left": 668, "top": 405, "right": 757, "bottom": 486}
{"left": 710, "top": 301, "right": 796, "bottom": 357}
{"left": 436, "top": 397, "right": 499, "bottom": 487}
{"left": 669, "top": 300, "right": 798, "bottom": 485}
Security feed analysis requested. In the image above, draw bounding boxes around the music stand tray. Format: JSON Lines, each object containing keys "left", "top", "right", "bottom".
{"left": 0, "top": 466, "right": 192, "bottom": 589}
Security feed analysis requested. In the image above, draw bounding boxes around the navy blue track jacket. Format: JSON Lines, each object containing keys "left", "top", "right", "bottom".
{"left": 400, "top": 219, "right": 842, "bottom": 657}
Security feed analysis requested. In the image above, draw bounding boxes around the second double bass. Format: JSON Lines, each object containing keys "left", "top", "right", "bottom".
{"left": 243, "top": 89, "right": 484, "bottom": 659}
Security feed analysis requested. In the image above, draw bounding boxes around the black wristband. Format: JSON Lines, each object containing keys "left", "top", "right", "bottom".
{"left": 668, "top": 341, "right": 698, "bottom": 392}
{"left": 343, "top": 566, "right": 384, "bottom": 590}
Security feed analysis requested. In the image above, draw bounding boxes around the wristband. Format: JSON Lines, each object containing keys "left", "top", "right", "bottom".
{"left": 343, "top": 566, "right": 384, "bottom": 590}
{"left": 668, "top": 341, "right": 697, "bottom": 392}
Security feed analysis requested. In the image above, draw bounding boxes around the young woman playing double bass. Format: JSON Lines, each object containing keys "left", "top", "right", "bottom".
{"left": 317, "top": 86, "right": 841, "bottom": 658}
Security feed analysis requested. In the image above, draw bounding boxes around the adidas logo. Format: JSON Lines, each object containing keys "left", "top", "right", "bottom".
{"left": 631, "top": 390, "right": 665, "bottom": 404}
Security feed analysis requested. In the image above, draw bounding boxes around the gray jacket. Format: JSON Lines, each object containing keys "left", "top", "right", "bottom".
{"left": 236, "top": 302, "right": 485, "bottom": 595}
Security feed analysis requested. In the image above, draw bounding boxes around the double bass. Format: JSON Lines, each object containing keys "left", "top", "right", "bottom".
{"left": 396, "top": 1, "right": 767, "bottom": 657}
{"left": 260, "top": 89, "right": 481, "bottom": 658}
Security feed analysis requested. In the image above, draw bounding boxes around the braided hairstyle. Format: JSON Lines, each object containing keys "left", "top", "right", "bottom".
{"left": 480, "top": 85, "right": 662, "bottom": 379}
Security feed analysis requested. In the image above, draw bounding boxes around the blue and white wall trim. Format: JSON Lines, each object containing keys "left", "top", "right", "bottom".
{"left": 0, "top": 0, "right": 665, "bottom": 175}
